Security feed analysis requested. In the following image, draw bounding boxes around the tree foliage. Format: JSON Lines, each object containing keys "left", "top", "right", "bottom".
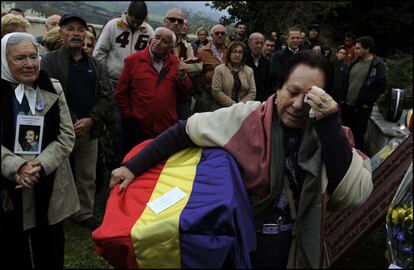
{"left": 378, "top": 53, "right": 413, "bottom": 109}
{"left": 209, "top": 1, "right": 413, "bottom": 57}
{"left": 208, "top": 1, "right": 346, "bottom": 35}
{"left": 188, "top": 11, "right": 216, "bottom": 34}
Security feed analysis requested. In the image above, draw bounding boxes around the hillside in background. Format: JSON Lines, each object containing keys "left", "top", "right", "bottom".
{"left": 3, "top": 1, "right": 220, "bottom": 32}
{"left": 84, "top": 1, "right": 221, "bottom": 29}
{"left": 4, "top": 1, "right": 118, "bottom": 24}
{"left": 85, "top": 1, "right": 226, "bottom": 21}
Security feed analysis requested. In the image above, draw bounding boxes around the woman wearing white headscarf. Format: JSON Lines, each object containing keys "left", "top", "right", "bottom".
{"left": 1, "top": 32, "right": 79, "bottom": 269}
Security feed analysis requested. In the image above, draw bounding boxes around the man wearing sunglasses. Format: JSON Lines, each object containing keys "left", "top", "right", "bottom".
{"left": 163, "top": 8, "right": 185, "bottom": 37}
{"left": 195, "top": 24, "right": 228, "bottom": 112}
{"left": 163, "top": 8, "right": 202, "bottom": 119}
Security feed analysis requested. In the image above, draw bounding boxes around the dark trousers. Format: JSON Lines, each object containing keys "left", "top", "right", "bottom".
{"left": 120, "top": 118, "right": 153, "bottom": 161}
{"left": 0, "top": 204, "right": 65, "bottom": 269}
{"left": 250, "top": 231, "right": 293, "bottom": 268}
{"left": 111, "top": 106, "right": 124, "bottom": 167}
{"left": 341, "top": 103, "right": 373, "bottom": 152}
{"left": 177, "top": 101, "right": 191, "bottom": 120}
{"left": 109, "top": 80, "right": 124, "bottom": 168}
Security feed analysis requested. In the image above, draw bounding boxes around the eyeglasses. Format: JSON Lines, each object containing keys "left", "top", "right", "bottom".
{"left": 231, "top": 50, "right": 243, "bottom": 54}
{"left": 85, "top": 43, "right": 94, "bottom": 48}
{"left": 214, "top": 32, "right": 226, "bottom": 36}
{"left": 166, "top": 17, "right": 184, "bottom": 24}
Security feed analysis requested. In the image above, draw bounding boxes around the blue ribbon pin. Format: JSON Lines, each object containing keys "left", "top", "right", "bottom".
{"left": 35, "top": 100, "right": 45, "bottom": 111}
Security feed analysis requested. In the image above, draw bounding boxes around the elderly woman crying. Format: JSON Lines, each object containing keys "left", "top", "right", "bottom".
{"left": 110, "top": 50, "right": 373, "bottom": 268}
{"left": 1, "top": 32, "right": 79, "bottom": 269}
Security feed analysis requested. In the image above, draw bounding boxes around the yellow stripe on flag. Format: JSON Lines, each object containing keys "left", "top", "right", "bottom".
{"left": 131, "top": 147, "right": 202, "bottom": 268}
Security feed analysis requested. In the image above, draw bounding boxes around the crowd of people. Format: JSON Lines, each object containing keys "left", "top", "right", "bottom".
{"left": 1, "top": 1, "right": 386, "bottom": 268}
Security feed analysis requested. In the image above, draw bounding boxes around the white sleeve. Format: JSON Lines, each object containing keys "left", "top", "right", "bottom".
{"left": 327, "top": 149, "right": 373, "bottom": 211}
{"left": 186, "top": 101, "right": 261, "bottom": 147}
{"left": 93, "top": 20, "right": 114, "bottom": 65}
{"left": 146, "top": 23, "right": 155, "bottom": 38}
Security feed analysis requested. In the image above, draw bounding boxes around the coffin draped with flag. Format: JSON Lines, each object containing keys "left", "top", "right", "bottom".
{"left": 92, "top": 140, "right": 256, "bottom": 268}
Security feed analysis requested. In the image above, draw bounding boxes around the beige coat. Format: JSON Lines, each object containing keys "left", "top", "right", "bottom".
{"left": 211, "top": 63, "right": 256, "bottom": 110}
{"left": 1, "top": 78, "right": 79, "bottom": 230}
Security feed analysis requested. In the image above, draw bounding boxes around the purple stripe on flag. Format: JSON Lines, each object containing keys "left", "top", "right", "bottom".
{"left": 179, "top": 148, "right": 256, "bottom": 268}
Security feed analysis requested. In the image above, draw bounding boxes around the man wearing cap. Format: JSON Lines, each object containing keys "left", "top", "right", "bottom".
{"left": 41, "top": 13, "right": 113, "bottom": 230}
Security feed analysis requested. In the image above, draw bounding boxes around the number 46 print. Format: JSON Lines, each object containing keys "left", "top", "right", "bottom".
{"left": 115, "top": 32, "right": 149, "bottom": 50}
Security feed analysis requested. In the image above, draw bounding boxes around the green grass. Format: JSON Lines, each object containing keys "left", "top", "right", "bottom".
{"left": 64, "top": 184, "right": 112, "bottom": 269}
{"left": 62, "top": 171, "right": 389, "bottom": 269}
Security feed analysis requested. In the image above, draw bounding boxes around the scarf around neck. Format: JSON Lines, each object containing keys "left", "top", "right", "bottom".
{"left": 1, "top": 32, "right": 40, "bottom": 115}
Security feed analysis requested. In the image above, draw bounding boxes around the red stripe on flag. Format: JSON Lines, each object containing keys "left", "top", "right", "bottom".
{"left": 92, "top": 140, "right": 166, "bottom": 268}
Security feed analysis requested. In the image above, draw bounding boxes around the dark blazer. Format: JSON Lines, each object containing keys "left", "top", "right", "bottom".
{"left": 274, "top": 38, "right": 282, "bottom": 51}
{"left": 329, "top": 60, "right": 349, "bottom": 104}
{"left": 270, "top": 47, "right": 297, "bottom": 89}
{"left": 40, "top": 46, "right": 114, "bottom": 139}
{"left": 245, "top": 52, "right": 272, "bottom": 102}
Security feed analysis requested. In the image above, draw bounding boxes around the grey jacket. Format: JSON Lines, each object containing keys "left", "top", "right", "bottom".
{"left": 1, "top": 78, "right": 79, "bottom": 230}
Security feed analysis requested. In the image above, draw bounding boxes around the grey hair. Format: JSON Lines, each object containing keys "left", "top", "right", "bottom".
{"left": 6, "top": 32, "right": 38, "bottom": 54}
{"left": 210, "top": 24, "right": 227, "bottom": 37}
{"left": 46, "top": 14, "right": 61, "bottom": 26}
{"left": 165, "top": 8, "right": 183, "bottom": 18}
{"left": 154, "top": 27, "right": 176, "bottom": 46}
{"left": 248, "top": 32, "right": 265, "bottom": 43}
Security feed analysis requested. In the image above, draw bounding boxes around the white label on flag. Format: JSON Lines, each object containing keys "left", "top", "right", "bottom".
{"left": 147, "top": 187, "right": 186, "bottom": 215}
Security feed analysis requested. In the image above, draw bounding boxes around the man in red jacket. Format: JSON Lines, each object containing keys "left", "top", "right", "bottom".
{"left": 115, "top": 27, "right": 192, "bottom": 158}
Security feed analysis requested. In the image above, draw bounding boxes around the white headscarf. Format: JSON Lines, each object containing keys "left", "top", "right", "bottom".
{"left": 1, "top": 32, "right": 40, "bottom": 115}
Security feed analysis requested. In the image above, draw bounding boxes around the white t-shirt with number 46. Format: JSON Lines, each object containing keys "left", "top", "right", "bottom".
{"left": 93, "top": 12, "right": 155, "bottom": 83}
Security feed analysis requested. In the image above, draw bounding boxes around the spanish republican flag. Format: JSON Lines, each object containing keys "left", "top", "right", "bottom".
{"left": 92, "top": 141, "right": 256, "bottom": 268}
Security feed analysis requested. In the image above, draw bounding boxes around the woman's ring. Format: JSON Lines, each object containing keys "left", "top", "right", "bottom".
{"left": 320, "top": 95, "right": 333, "bottom": 104}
